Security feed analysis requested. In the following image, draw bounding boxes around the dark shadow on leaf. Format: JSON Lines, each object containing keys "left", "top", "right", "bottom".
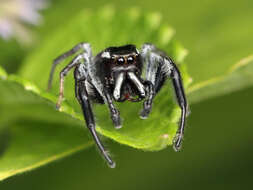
{"left": 0, "top": 128, "right": 11, "bottom": 157}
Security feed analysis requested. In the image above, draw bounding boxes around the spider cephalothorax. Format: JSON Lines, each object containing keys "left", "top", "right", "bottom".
{"left": 102, "top": 45, "right": 145, "bottom": 102}
{"left": 48, "top": 43, "right": 188, "bottom": 168}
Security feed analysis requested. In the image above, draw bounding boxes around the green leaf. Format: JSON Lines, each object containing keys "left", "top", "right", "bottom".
{"left": 0, "top": 122, "right": 93, "bottom": 181}
{"left": 187, "top": 55, "right": 253, "bottom": 103}
{"left": 0, "top": 67, "right": 93, "bottom": 180}
{"left": 1, "top": 5, "right": 253, "bottom": 181}
{"left": 0, "top": 67, "right": 7, "bottom": 80}
{"left": 19, "top": 6, "right": 191, "bottom": 151}
{"left": 0, "top": 7, "right": 191, "bottom": 180}
{"left": 1, "top": 6, "right": 253, "bottom": 181}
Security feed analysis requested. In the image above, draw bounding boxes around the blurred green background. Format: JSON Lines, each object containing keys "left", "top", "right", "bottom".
{"left": 0, "top": 0, "right": 253, "bottom": 189}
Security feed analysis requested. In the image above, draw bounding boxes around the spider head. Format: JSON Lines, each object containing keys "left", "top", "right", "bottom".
{"left": 102, "top": 45, "right": 145, "bottom": 101}
{"left": 104, "top": 44, "right": 142, "bottom": 73}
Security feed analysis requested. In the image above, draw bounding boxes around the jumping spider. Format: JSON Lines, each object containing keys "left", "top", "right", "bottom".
{"left": 48, "top": 43, "right": 188, "bottom": 168}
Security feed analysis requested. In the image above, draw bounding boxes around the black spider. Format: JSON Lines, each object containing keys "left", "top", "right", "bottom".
{"left": 48, "top": 43, "right": 188, "bottom": 168}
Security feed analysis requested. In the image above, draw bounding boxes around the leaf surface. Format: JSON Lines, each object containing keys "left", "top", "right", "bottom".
{"left": 0, "top": 7, "right": 191, "bottom": 180}
{"left": 0, "top": 68, "right": 93, "bottom": 180}
{"left": 1, "top": 6, "right": 253, "bottom": 181}
{"left": 19, "top": 7, "right": 191, "bottom": 151}
{"left": 188, "top": 55, "right": 253, "bottom": 103}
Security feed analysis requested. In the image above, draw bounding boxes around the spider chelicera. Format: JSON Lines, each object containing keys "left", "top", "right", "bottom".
{"left": 48, "top": 43, "right": 188, "bottom": 168}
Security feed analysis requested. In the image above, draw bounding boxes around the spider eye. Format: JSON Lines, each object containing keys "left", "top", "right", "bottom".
{"left": 127, "top": 56, "right": 134, "bottom": 64}
{"left": 116, "top": 57, "right": 125, "bottom": 64}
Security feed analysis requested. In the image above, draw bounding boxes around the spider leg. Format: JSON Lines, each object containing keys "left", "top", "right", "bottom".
{"left": 140, "top": 44, "right": 164, "bottom": 118}
{"left": 141, "top": 43, "right": 188, "bottom": 151}
{"left": 140, "top": 81, "right": 155, "bottom": 119}
{"left": 56, "top": 54, "right": 83, "bottom": 109}
{"left": 77, "top": 80, "right": 115, "bottom": 168}
{"left": 75, "top": 79, "right": 81, "bottom": 103}
{"left": 104, "top": 89, "right": 121, "bottom": 129}
{"left": 140, "top": 65, "right": 165, "bottom": 118}
{"left": 47, "top": 42, "right": 91, "bottom": 91}
{"left": 170, "top": 66, "right": 187, "bottom": 151}
{"left": 90, "top": 52, "right": 121, "bottom": 129}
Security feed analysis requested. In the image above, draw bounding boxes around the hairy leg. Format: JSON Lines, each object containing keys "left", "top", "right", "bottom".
{"left": 141, "top": 43, "right": 188, "bottom": 151}
{"left": 48, "top": 42, "right": 91, "bottom": 90}
{"left": 56, "top": 54, "right": 83, "bottom": 109}
{"left": 104, "top": 89, "right": 121, "bottom": 129}
{"left": 77, "top": 81, "right": 115, "bottom": 168}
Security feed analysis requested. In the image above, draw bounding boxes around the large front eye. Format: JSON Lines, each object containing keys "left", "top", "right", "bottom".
{"left": 127, "top": 56, "right": 134, "bottom": 64}
{"left": 116, "top": 57, "right": 125, "bottom": 64}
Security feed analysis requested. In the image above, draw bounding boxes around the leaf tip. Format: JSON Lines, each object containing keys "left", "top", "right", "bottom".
{"left": 146, "top": 12, "right": 162, "bottom": 30}
{"left": 159, "top": 25, "right": 175, "bottom": 45}
{"left": 0, "top": 66, "right": 8, "bottom": 80}
{"left": 24, "top": 83, "right": 41, "bottom": 94}
{"left": 175, "top": 46, "right": 188, "bottom": 62}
